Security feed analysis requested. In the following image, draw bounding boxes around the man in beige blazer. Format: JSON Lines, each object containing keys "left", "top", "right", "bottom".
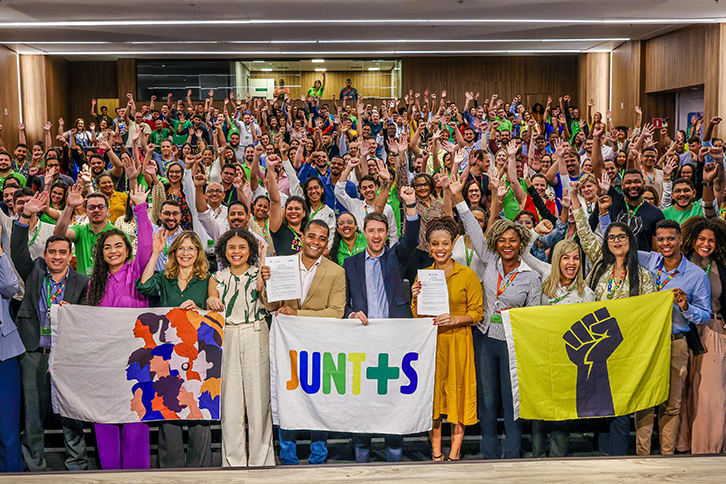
{"left": 260, "top": 219, "right": 345, "bottom": 465}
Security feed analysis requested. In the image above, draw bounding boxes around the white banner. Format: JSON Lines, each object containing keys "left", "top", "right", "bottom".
{"left": 49, "top": 304, "right": 225, "bottom": 424}
{"left": 270, "top": 315, "right": 438, "bottom": 434}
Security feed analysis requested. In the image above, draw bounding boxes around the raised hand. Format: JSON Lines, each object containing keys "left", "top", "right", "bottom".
{"left": 129, "top": 185, "right": 149, "bottom": 206}
{"left": 453, "top": 148, "right": 467, "bottom": 169}
{"left": 194, "top": 172, "right": 207, "bottom": 187}
{"left": 662, "top": 157, "right": 678, "bottom": 178}
{"left": 122, "top": 155, "right": 140, "bottom": 180}
{"left": 553, "top": 138, "right": 567, "bottom": 159}
{"left": 152, "top": 229, "right": 168, "bottom": 254}
{"left": 506, "top": 140, "right": 519, "bottom": 157}
{"left": 535, "top": 219, "right": 554, "bottom": 235}
{"left": 23, "top": 191, "right": 50, "bottom": 214}
{"left": 448, "top": 171, "right": 464, "bottom": 196}
{"left": 42, "top": 121, "right": 52, "bottom": 132}
{"left": 44, "top": 166, "right": 57, "bottom": 187}
{"left": 709, "top": 147, "right": 725, "bottom": 164}
{"left": 400, "top": 186, "right": 416, "bottom": 205}
{"left": 598, "top": 172, "right": 611, "bottom": 193}
{"left": 66, "top": 184, "right": 86, "bottom": 208}
{"left": 376, "top": 159, "right": 391, "bottom": 184}
{"left": 560, "top": 188, "right": 571, "bottom": 209}
{"left": 703, "top": 163, "right": 718, "bottom": 183}
{"left": 144, "top": 158, "right": 158, "bottom": 177}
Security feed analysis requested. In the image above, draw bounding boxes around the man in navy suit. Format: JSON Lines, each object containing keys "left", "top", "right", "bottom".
{"left": 343, "top": 185, "right": 420, "bottom": 462}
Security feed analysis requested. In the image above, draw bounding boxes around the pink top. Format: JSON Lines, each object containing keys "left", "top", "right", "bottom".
{"left": 97, "top": 203, "right": 153, "bottom": 308}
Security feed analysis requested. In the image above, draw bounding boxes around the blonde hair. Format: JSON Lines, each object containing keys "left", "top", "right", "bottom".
{"left": 541, "top": 240, "right": 586, "bottom": 299}
{"left": 165, "top": 231, "right": 210, "bottom": 281}
{"left": 579, "top": 173, "right": 599, "bottom": 192}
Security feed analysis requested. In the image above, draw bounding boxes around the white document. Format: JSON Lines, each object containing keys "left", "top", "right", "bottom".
{"left": 265, "top": 255, "right": 302, "bottom": 303}
{"left": 416, "top": 269, "right": 450, "bottom": 316}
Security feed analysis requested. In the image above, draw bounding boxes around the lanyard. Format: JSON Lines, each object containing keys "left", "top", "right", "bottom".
{"left": 28, "top": 223, "right": 41, "bottom": 248}
{"left": 212, "top": 204, "right": 224, "bottom": 220}
{"left": 626, "top": 201, "right": 643, "bottom": 223}
{"left": 606, "top": 267, "right": 626, "bottom": 299}
{"left": 46, "top": 276, "right": 66, "bottom": 308}
{"left": 497, "top": 271, "right": 518, "bottom": 299}
{"left": 549, "top": 284, "right": 575, "bottom": 305}
{"left": 310, "top": 203, "right": 324, "bottom": 219}
{"left": 465, "top": 242, "right": 474, "bottom": 267}
{"left": 288, "top": 225, "right": 302, "bottom": 252}
{"left": 656, "top": 266, "right": 679, "bottom": 291}
{"left": 720, "top": 204, "right": 726, "bottom": 220}
{"left": 689, "top": 256, "right": 712, "bottom": 275}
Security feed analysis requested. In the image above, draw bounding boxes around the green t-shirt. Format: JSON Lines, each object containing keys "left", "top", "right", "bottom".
{"left": 0, "top": 170, "right": 27, "bottom": 187}
{"left": 662, "top": 201, "right": 704, "bottom": 225}
{"left": 496, "top": 117, "right": 513, "bottom": 132}
{"left": 502, "top": 178, "right": 529, "bottom": 220}
{"left": 70, "top": 221, "right": 115, "bottom": 276}
{"left": 336, "top": 232, "right": 367, "bottom": 266}
{"left": 40, "top": 212, "right": 56, "bottom": 225}
{"left": 149, "top": 129, "right": 171, "bottom": 152}
{"left": 307, "top": 86, "right": 324, "bottom": 98}
{"left": 169, "top": 119, "right": 192, "bottom": 146}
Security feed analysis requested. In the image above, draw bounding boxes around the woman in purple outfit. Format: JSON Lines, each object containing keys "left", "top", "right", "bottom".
{"left": 86, "top": 185, "right": 154, "bottom": 469}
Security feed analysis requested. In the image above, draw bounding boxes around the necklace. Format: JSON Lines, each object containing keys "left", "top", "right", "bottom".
{"left": 606, "top": 267, "right": 626, "bottom": 299}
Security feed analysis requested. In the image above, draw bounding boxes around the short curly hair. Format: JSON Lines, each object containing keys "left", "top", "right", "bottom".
{"left": 215, "top": 228, "right": 260, "bottom": 269}
{"left": 486, "top": 218, "right": 531, "bottom": 257}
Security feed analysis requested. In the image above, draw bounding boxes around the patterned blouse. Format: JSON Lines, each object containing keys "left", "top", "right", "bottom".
{"left": 213, "top": 267, "right": 267, "bottom": 327}
{"left": 573, "top": 207, "right": 655, "bottom": 300}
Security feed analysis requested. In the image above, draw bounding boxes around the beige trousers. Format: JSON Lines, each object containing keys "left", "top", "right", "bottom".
{"left": 635, "top": 337, "right": 689, "bottom": 455}
{"left": 221, "top": 323, "right": 275, "bottom": 467}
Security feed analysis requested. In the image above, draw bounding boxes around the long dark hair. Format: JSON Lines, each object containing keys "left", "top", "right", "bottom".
{"left": 590, "top": 222, "right": 641, "bottom": 297}
{"left": 329, "top": 213, "right": 359, "bottom": 265}
{"left": 284, "top": 195, "right": 309, "bottom": 232}
{"left": 49, "top": 181, "right": 68, "bottom": 211}
{"left": 302, "top": 177, "right": 326, "bottom": 208}
{"left": 87, "top": 229, "right": 133, "bottom": 306}
{"left": 681, "top": 216, "right": 726, "bottom": 267}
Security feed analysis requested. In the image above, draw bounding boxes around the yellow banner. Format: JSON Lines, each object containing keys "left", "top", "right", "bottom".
{"left": 502, "top": 290, "right": 674, "bottom": 421}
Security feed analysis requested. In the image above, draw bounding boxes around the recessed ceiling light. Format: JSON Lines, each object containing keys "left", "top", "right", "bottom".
{"left": 368, "top": 67, "right": 380, "bottom": 71}
{"left": 315, "top": 68, "right": 326, "bottom": 72}
{"left": 311, "top": 58, "right": 324, "bottom": 63}
{"left": 261, "top": 68, "right": 272, "bottom": 72}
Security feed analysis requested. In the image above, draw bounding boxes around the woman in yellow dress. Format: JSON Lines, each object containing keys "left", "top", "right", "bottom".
{"left": 412, "top": 216, "right": 483, "bottom": 461}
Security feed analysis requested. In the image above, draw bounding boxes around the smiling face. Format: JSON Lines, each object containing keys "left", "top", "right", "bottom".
{"left": 497, "top": 228, "right": 521, "bottom": 262}
{"left": 695, "top": 229, "right": 716, "bottom": 259}
{"left": 364, "top": 219, "right": 388, "bottom": 256}
{"left": 672, "top": 181, "right": 694, "bottom": 208}
{"left": 607, "top": 226, "right": 630, "bottom": 258}
{"left": 336, "top": 213, "right": 357, "bottom": 241}
{"left": 44, "top": 239, "right": 73, "bottom": 275}
{"left": 305, "top": 179, "right": 322, "bottom": 204}
{"left": 360, "top": 180, "right": 378, "bottom": 203}
{"left": 559, "top": 248, "right": 581, "bottom": 285}
{"left": 467, "top": 183, "right": 482, "bottom": 205}
{"left": 206, "top": 183, "right": 224, "bottom": 205}
{"left": 103, "top": 234, "right": 128, "bottom": 270}
{"left": 50, "top": 186, "right": 65, "bottom": 206}
{"left": 173, "top": 236, "right": 199, "bottom": 270}
{"left": 302, "top": 224, "right": 328, "bottom": 260}
{"left": 284, "top": 200, "right": 304, "bottom": 227}
{"left": 253, "top": 198, "right": 269, "bottom": 221}
{"left": 581, "top": 180, "right": 598, "bottom": 202}
{"left": 227, "top": 204, "right": 249, "bottom": 228}
{"left": 532, "top": 176, "right": 548, "bottom": 198}
{"left": 621, "top": 172, "right": 644, "bottom": 202}
{"left": 680, "top": 165, "right": 694, "bottom": 180}
{"left": 656, "top": 227, "right": 681, "bottom": 258}
{"left": 85, "top": 195, "right": 109, "bottom": 223}
{"left": 428, "top": 229, "right": 454, "bottom": 264}
{"left": 160, "top": 203, "right": 182, "bottom": 232}
{"left": 167, "top": 165, "right": 183, "bottom": 184}
{"left": 225, "top": 235, "right": 250, "bottom": 268}
{"left": 97, "top": 175, "right": 114, "bottom": 196}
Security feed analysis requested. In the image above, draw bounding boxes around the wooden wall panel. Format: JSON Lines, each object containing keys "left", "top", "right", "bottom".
{"left": 645, "top": 25, "right": 707, "bottom": 93}
{"left": 0, "top": 46, "right": 21, "bottom": 151}
{"left": 19, "top": 55, "right": 48, "bottom": 144}
{"left": 577, "top": 53, "right": 610, "bottom": 124}
{"left": 68, "top": 60, "right": 118, "bottom": 127}
{"left": 44, "top": 56, "right": 70, "bottom": 135}
{"left": 704, "top": 24, "right": 724, "bottom": 129}
{"left": 118, "top": 58, "right": 136, "bottom": 104}
{"left": 400, "top": 56, "right": 580, "bottom": 111}
{"left": 611, "top": 41, "right": 644, "bottom": 128}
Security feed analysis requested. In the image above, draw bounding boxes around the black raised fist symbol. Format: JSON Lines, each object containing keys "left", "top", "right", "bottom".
{"left": 563, "top": 307, "right": 623, "bottom": 417}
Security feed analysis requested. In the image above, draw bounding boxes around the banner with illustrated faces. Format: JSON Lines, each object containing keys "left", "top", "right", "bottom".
{"left": 50, "top": 305, "right": 224, "bottom": 424}
{"left": 270, "top": 315, "right": 437, "bottom": 434}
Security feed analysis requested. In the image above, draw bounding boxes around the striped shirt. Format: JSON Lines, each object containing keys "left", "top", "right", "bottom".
{"left": 456, "top": 202, "right": 542, "bottom": 340}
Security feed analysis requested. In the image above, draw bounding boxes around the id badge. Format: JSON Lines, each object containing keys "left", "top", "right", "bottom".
{"left": 40, "top": 325, "right": 51, "bottom": 337}
{"left": 490, "top": 314, "right": 503, "bottom": 324}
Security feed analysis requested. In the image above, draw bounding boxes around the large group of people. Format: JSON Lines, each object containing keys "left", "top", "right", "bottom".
{"left": 0, "top": 77, "right": 724, "bottom": 471}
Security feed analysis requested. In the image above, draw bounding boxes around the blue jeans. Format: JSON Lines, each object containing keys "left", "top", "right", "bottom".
{"left": 597, "top": 415, "right": 630, "bottom": 456}
{"left": 0, "top": 357, "right": 22, "bottom": 472}
{"left": 278, "top": 429, "right": 328, "bottom": 465}
{"left": 474, "top": 329, "right": 521, "bottom": 459}
{"left": 352, "top": 434, "right": 404, "bottom": 462}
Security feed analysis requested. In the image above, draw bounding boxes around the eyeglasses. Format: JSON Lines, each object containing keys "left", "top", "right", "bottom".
{"left": 86, "top": 204, "right": 107, "bottom": 211}
{"left": 175, "top": 246, "right": 198, "bottom": 253}
{"left": 413, "top": 183, "right": 428, "bottom": 189}
{"left": 161, "top": 211, "right": 181, "bottom": 217}
{"left": 607, "top": 234, "right": 628, "bottom": 242}
{"left": 655, "top": 236, "right": 678, "bottom": 243}
{"left": 206, "top": 189, "right": 224, "bottom": 194}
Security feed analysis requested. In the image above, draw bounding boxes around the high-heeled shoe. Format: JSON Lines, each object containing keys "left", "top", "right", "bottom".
{"left": 432, "top": 454, "right": 444, "bottom": 461}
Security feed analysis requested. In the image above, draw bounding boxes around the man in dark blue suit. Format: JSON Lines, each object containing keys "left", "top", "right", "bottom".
{"left": 343, "top": 185, "right": 420, "bottom": 462}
